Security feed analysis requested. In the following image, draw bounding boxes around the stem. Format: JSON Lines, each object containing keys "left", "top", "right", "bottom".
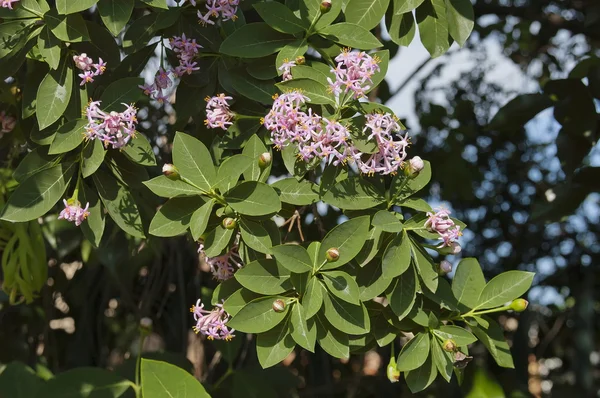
{"left": 313, "top": 258, "right": 328, "bottom": 275}
{"left": 134, "top": 334, "right": 147, "bottom": 397}
{"left": 212, "top": 368, "right": 234, "bottom": 391}
{"left": 387, "top": 176, "right": 410, "bottom": 208}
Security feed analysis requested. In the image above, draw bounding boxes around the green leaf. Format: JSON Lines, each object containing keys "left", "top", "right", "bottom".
{"left": 227, "top": 296, "right": 290, "bottom": 333}
{"left": 36, "top": 54, "right": 73, "bottom": 130}
{"left": 256, "top": 317, "right": 295, "bottom": 368}
{"left": 0, "top": 362, "right": 43, "bottom": 398}
{"left": 322, "top": 270, "right": 360, "bottom": 305}
{"left": 122, "top": 10, "right": 180, "bottom": 52}
{"left": 203, "top": 226, "right": 234, "bottom": 257}
{"left": 143, "top": 176, "right": 204, "bottom": 198}
{"left": 445, "top": 0, "right": 474, "bottom": 46}
{"left": 276, "top": 39, "right": 308, "bottom": 75}
{"left": 149, "top": 197, "right": 205, "bottom": 237}
{"left": 37, "top": 27, "right": 61, "bottom": 70}
{"left": 242, "top": 134, "right": 269, "bottom": 182}
{"left": 452, "top": 258, "right": 486, "bottom": 309}
{"left": 315, "top": 313, "right": 349, "bottom": 359}
{"left": 220, "top": 23, "right": 294, "bottom": 58}
{"left": 271, "top": 244, "right": 313, "bottom": 273}
{"left": 357, "top": 261, "right": 392, "bottom": 301}
{"left": 48, "top": 119, "right": 86, "bottom": 154}
{"left": 99, "top": 77, "right": 144, "bottom": 112}
{"left": 322, "top": 177, "right": 385, "bottom": 210}
{"left": 45, "top": 10, "right": 90, "bottom": 42}
{"left": 391, "top": 160, "right": 432, "bottom": 202}
{"left": 122, "top": 133, "right": 156, "bottom": 166}
{"left": 369, "top": 49, "right": 389, "bottom": 91}
{"left": 93, "top": 169, "right": 145, "bottom": 238}
{"left": 431, "top": 336, "right": 454, "bottom": 382}
{"left": 290, "top": 303, "right": 315, "bottom": 351}
{"left": 224, "top": 181, "right": 281, "bottom": 216}
{"left": 235, "top": 259, "right": 291, "bottom": 295}
{"left": 223, "top": 288, "right": 261, "bottom": 316}
{"left": 416, "top": 0, "right": 450, "bottom": 58}
{"left": 229, "top": 70, "right": 277, "bottom": 104}
{"left": 44, "top": 368, "right": 131, "bottom": 396}
{"left": 405, "top": 352, "right": 437, "bottom": 393}
{"left": 318, "top": 215, "right": 370, "bottom": 270}
{"left": 345, "top": 0, "right": 390, "bottom": 30}
{"left": 57, "top": 0, "right": 98, "bottom": 14}
{"left": 271, "top": 178, "right": 318, "bottom": 205}
{"left": 79, "top": 182, "right": 105, "bottom": 247}
{"left": 317, "top": 23, "right": 382, "bottom": 50}
{"left": 13, "top": 147, "right": 57, "bottom": 183}
{"left": 476, "top": 271, "right": 535, "bottom": 310}
{"left": 386, "top": 264, "right": 417, "bottom": 319}
{"left": 253, "top": 2, "right": 308, "bottom": 34}
{"left": 190, "top": 199, "right": 214, "bottom": 241}
{"left": 372, "top": 210, "right": 403, "bottom": 233}
{"left": 423, "top": 277, "right": 460, "bottom": 311}
{"left": 410, "top": 236, "right": 439, "bottom": 292}
{"left": 394, "top": 0, "right": 425, "bottom": 14}
{"left": 246, "top": 56, "right": 278, "bottom": 80}
{"left": 397, "top": 332, "right": 430, "bottom": 371}
{"left": 355, "top": 226, "right": 383, "bottom": 266}
{"left": 214, "top": 155, "right": 252, "bottom": 195}
{"left": 382, "top": 230, "right": 411, "bottom": 278}
{"left": 276, "top": 78, "right": 334, "bottom": 105}
{"left": 471, "top": 318, "right": 514, "bottom": 368}
{"left": 488, "top": 93, "right": 553, "bottom": 132}
{"left": 0, "top": 163, "right": 74, "bottom": 222}
{"left": 240, "top": 220, "right": 272, "bottom": 254}
{"left": 141, "top": 359, "right": 210, "bottom": 398}
{"left": 433, "top": 325, "right": 477, "bottom": 346}
{"left": 390, "top": 11, "right": 416, "bottom": 46}
{"left": 322, "top": 293, "right": 370, "bottom": 334}
{"left": 291, "top": 64, "right": 331, "bottom": 86}
{"left": 82, "top": 140, "right": 105, "bottom": 178}
{"left": 140, "top": 0, "right": 168, "bottom": 9}
{"left": 303, "top": 276, "right": 324, "bottom": 318}
{"left": 173, "top": 132, "right": 216, "bottom": 192}
{"left": 98, "top": 0, "right": 135, "bottom": 37}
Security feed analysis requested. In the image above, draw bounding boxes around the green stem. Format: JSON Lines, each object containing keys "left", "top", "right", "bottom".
{"left": 387, "top": 176, "right": 410, "bottom": 208}
{"left": 235, "top": 114, "right": 262, "bottom": 120}
{"left": 134, "top": 334, "right": 147, "bottom": 397}
{"left": 313, "top": 259, "right": 328, "bottom": 275}
{"left": 213, "top": 368, "right": 234, "bottom": 391}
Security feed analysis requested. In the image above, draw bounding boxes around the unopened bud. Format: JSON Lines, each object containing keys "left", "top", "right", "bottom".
{"left": 295, "top": 56, "right": 306, "bottom": 65}
{"left": 258, "top": 152, "right": 271, "bottom": 168}
{"left": 222, "top": 217, "right": 237, "bottom": 230}
{"left": 320, "top": 0, "right": 331, "bottom": 13}
{"left": 510, "top": 298, "right": 528, "bottom": 312}
{"left": 162, "top": 163, "right": 180, "bottom": 180}
{"left": 325, "top": 247, "right": 340, "bottom": 262}
{"left": 140, "top": 317, "right": 153, "bottom": 334}
{"left": 439, "top": 260, "right": 452, "bottom": 275}
{"left": 404, "top": 156, "right": 424, "bottom": 179}
{"left": 386, "top": 362, "right": 400, "bottom": 382}
{"left": 272, "top": 299, "right": 286, "bottom": 312}
{"left": 442, "top": 339, "right": 457, "bottom": 352}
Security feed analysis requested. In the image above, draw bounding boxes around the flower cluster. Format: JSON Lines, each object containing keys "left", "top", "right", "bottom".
{"left": 205, "top": 94, "right": 234, "bottom": 130}
{"left": 328, "top": 49, "right": 380, "bottom": 102}
{"left": 139, "top": 68, "right": 172, "bottom": 103}
{"left": 1, "top": 0, "right": 19, "bottom": 9}
{"left": 190, "top": 299, "right": 235, "bottom": 341}
{"left": 0, "top": 111, "right": 16, "bottom": 137}
{"left": 278, "top": 59, "right": 296, "bottom": 81}
{"left": 58, "top": 199, "right": 90, "bottom": 227}
{"left": 354, "top": 113, "right": 410, "bottom": 176}
{"left": 425, "top": 207, "right": 462, "bottom": 252}
{"left": 73, "top": 53, "right": 106, "bottom": 86}
{"left": 189, "top": 0, "right": 240, "bottom": 25}
{"left": 84, "top": 101, "right": 138, "bottom": 149}
{"left": 170, "top": 34, "right": 201, "bottom": 77}
{"left": 198, "top": 243, "right": 243, "bottom": 281}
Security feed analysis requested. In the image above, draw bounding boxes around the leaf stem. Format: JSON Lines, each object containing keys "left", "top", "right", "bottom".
{"left": 134, "top": 333, "right": 147, "bottom": 398}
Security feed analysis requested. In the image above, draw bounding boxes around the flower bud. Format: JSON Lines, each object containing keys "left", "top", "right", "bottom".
{"left": 325, "top": 247, "right": 340, "bottom": 262}
{"left": 162, "top": 163, "right": 180, "bottom": 180}
{"left": 510, "top": 298, "right": 528, "bottom": 312}
{"left": 442, "top": 339, "right": 457, "bottom": 352}
{"left": 386, "top": 360, "right": 400, "bottom": 383}
{"left": 295, "top": 56, "right": 306, "bottom": 65}
{"left": 222, "top": 217, "right": 237, "bottom": 230}
{"left": 320, "top": 0, "right": 332, "bottom": 13}
{"left": 439, "top": 260, "right": 452, "bottom": 275}
{"left": 258, "top": 152, "right": 271, "bottom": 168}
{"left": 404, "top": 156, "right": 424, "bottom": 179}
{"left": 140, "top": 317, "right": 153, "bottom": 335}
{"left": 272, "top": 299, "right": 286, "bottom": 312}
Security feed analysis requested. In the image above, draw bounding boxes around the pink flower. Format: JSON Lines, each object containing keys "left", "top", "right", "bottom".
{"left": 425, "top": 207, "right": 463, "bottom": 249}
{"left": 327, "top": 48, "right": 380, "bottom": 103}
{"left": 278, "top": 59, "right": 296, "bottom": 81}
{"left": 84, "top": 101, "right": 138, "bottom": 149}
{"left": 170, "top": 34, "right": 202, "bottom": 77}
{"left": 58, "top": 199, "right": 90, "bottom": 226}
{"left": 73, "top": 54, "right": 106, "bottom": 85}
{"left": 1, "top": 0, "right": 19, "bottom": 8}
{"left": 73, "top": 53, "right": 94, "bottom": 71}
{"left": 139, "top": 83, "right": 155, "bottom": 96}
{"left": 205, "top": 93, "right": 234, "bottom": 130}
{"left": 0, "top": 111, "right": 16, "bottom": 135}
{"left": 198, "top": 242, "right": 243, "bottom": 281}
{"left": 155, "top": 68, "right": 172, "bottom": 89}
{"left": 190, "top": 299, "right": 235, "bottom": 341}
{"left": 194, "top": 0, "right": 240, "bottom": 25}
{"left": 78, "top": 71, "right": 95, "bottom": 86}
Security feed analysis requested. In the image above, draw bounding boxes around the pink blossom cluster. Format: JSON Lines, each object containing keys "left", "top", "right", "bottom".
{"left": 84, "top": 101, "right": 138, "bottom": 149}
{"left": 190, "top": 299, "right": 235, "bottom": 340}
{"left": 58, "top": 199, "right": 90, "bottom": 227}
{"left": 0, "top": 111, "right": 16, "bottom": 137}
{"left": 355, "top": 113, "right": 410, "bottom": 176}
{"left": 198, "top": 243, "right": 243, "bottom": 281}
{"left": 425, "top": 207, "right": 462, "bottom": 252}
{"left": 278, "top": 59, "right": 296, "bottom": 81}
{"left": 139, "top": 68, "right": 172, "bottom": 103}
{"left": 188, "top": 0, "right": 240, "bottom": 25}
{"left": 73, "top": 53, "right": 106, "bottom": 86}
{"left": 170, "top": 34, "right": 201, "bottom": 77}
{"left": 327, "top": 49, "right": 380, "bottom": 102}
{"left": 1, "top": 0, "right": 19, "bottom": 9}
{"left": 205, "top": 94, "right": 234, "bottom": 130}
{"left": 263, "top": 91, "right": 354, "bottom": 166}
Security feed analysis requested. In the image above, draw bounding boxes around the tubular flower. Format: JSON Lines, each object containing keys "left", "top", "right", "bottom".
{"left": 170, "top": 34, "right": 201, "bottom": 77}
{"left": 58, "top": 199, "right": 90, "bottom": 226}
{"left": 139, "top": 68, "right": 174, "bottom": 103}
{"left": 73, "top": 53, "right": 106, "bottom": 86}
{"left": 1, "top": 0, "right": 19, "bottom": 9}
{"left": 424, "top": 207, "right": 463, "bottom": 249}
{"left": 190, "top": 299, "right": 235, "bottom": 341}
{"left": 353, "top": 112, "right": 410, "bottom": 176}
{"left": 205, "top": 94, "right": 234, "bottom": 130}
{"left": 198, "top": 243, "right": 243, "bottom": 281}
{"left": 0, "top": 111, "right": 16, "bottom": 136}
{"left": 278, "top": 59, "right": 296, "bottom": 81}
{"left": 327, "top": 48, "right": 380, "bottom": 103}
{"left": 196, "top": 0, "right": 241, "bottom": 25}
{"left": 84, "top": 101, "right": 138, "bottom": 149}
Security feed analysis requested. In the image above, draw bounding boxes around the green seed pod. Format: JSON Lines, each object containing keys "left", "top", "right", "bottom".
{"left": 272, "top": 299, "right": 286, "bottom": 312}
{"left": 222, "top": 217, "right": 238, "bottom": 230}
{"left": 258, "top": 152, "right": 272, "bottom": 168}
{"left": 325, "top": 247, "right": 340, "bottom": 262}
{"left": 510, "top": 298, "right": 529, "bottom": 312}
{"left": 320, "top": 0, "right": 332, "bottom": 13}
{"left": 162, "top": 163, "right": 180, "bottom": 180}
